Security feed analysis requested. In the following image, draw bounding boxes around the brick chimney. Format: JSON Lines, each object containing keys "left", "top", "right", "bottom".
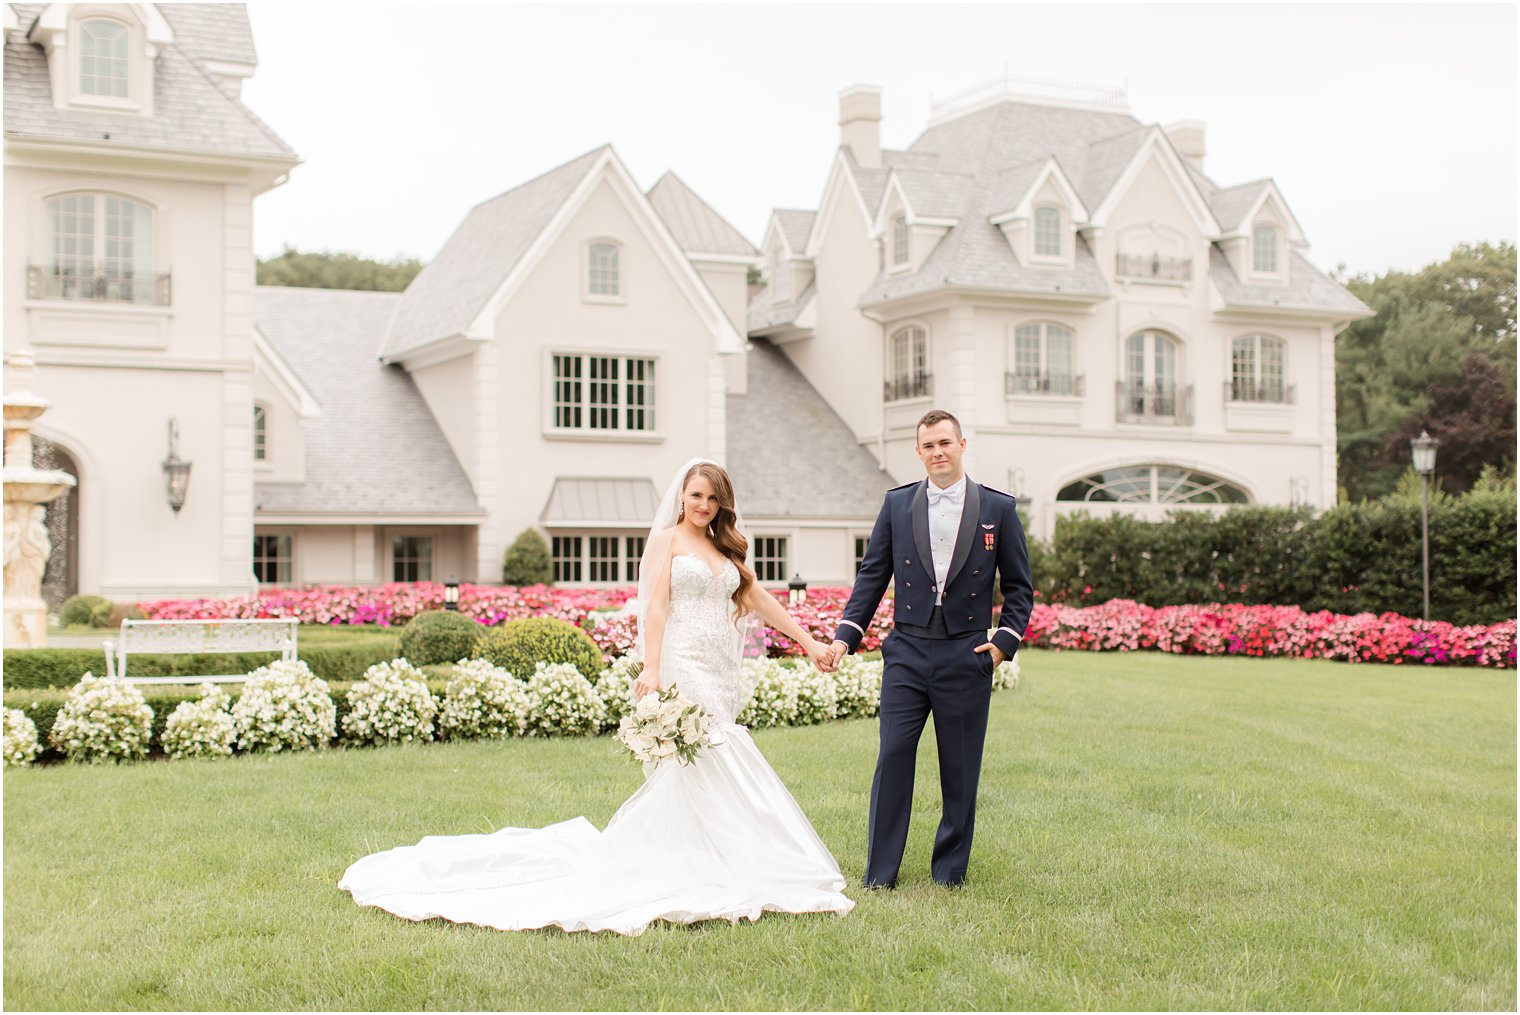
{"left": 839, "top": 84, "right": 882, "bottom": 169}
{"left": 1164, "top": 120, "right": 1206, "bottom": 172}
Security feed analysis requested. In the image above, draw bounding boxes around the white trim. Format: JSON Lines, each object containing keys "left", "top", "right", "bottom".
{"left": 804, "top": 149, "right": 876, "bottom": 258}
{"left": 1228, "top": 181, "right": 1308, "bottom": 245}
{"left": 253, "top": 512, "right": 484, "bottom": 526}
{"left": 582, "top": 236, "right": 626, "bottom": 305}
{"left": 252, "top": 328, "right": 321, "bottom": 418}
{"left": 1090, "top": 128, "right": 1222, "bottom": 237}
{"left": 988, "top": 156, "right": 1092, "bottom": 226}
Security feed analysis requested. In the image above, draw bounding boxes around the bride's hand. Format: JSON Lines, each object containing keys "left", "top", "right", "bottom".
{"left": 803, "top": 638, "right": 835, "bottom": 674}
{"left": 633, "top": 667, "right": 662, "bottom": 700}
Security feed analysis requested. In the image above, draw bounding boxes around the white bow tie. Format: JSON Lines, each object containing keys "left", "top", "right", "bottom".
{"left": 927, "top": 483, "right": 963, "bottom": 507}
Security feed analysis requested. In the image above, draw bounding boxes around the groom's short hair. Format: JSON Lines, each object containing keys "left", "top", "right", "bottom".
{"left": 916, "top": 408, "right": 962, "bottom": 439}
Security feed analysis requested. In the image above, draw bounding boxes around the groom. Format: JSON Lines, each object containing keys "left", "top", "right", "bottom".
{"left": 827, "top": 409, "right": 1033, "bottom": 888}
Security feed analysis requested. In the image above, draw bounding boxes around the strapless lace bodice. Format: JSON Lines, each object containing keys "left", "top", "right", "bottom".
{"left": 661, "top": 554, "right": 749, "bottom": 724}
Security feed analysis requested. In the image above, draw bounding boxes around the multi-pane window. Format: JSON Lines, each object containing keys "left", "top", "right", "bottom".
{"left": 1010, "top": 322, "right": 1076, "bottom": 395}
{"left": 1231, "top": 334, "right": 1286, "bottom": 402}
{"left": 588, "top": 536, "right": 621, "bottom": 583}
{"left": 552, "top": 536, "right": 583, "bottom": 583}
{"left": 625, "top": 536, "right": 646, "bottom": 583}
{"left": 392, "top": 536, "right": 433, "bottom": 582}
{"left": 552, "top": 354, "right": 657, "bottom": 433}
{"left": 885, "top": 326, "right": 929, "bottom": 401}
{"left": 80, "top": 19, "right": 129, "bottom": 97}
{"left": 552, "top": 533, "right": 645, "bottom": 584}
{"left": 1124, "top": 330, "right": 1179, "bottom": 417}
{"left": 1252, "top": 224, "right": 1278, "bottom": 273}
{"left": 588, "top": 242, "right": 619, "bottom": 296}
{"left": 253, "top": 534, "right": 292, "bottom": 584}
{"left": 252, "top": 404, "right": 267, "bottom": 461}
{"left": 1034, "top": 206, "right": 1062, "bottom": 256}
{"left": 1058, "top": 466, "right": 1249, "bottom": 505}
{"left": 892, "top": 215, "right": 909, "bottom": 266}
{"left": 43, "top": 193, "right": 156, "bottom": 302}
{"left": 752, "top": 536, "right": 789, "bottom": 583}
{"left": 854, "top": 535, "right": 870, "bottom": 575}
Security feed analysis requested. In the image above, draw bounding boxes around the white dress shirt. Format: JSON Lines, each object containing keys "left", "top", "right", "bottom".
{"left": 927, "top": 474, "right": 967, "bottom": 606}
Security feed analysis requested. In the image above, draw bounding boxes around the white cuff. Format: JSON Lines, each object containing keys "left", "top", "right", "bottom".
{"left": 839, "top": 619, "right": 866, "bottom": 636}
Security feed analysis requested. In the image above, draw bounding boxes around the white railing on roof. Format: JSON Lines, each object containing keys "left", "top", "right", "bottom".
{"left": 929, "top": 72, "right": 1129, "bottom": 123}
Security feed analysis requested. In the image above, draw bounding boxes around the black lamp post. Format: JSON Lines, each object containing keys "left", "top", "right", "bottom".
{"left": 1410, "top": 430, "right": 1439, "bottom": 621}
{"left": 787, "top": 573, "right": 808, "bottom": 607}
{"left": 161, "top": 419, "right": 191, "bottom": 514}
{"left": 443, "top": 579, "right": 460, "bottom": 611}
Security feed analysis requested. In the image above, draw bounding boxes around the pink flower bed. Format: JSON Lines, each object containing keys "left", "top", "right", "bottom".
{"left": 140, "top": 585, "right": 1517, "bottom": 668}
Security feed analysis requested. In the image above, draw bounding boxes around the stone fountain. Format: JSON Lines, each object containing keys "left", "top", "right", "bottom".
{"left": 4, "top": 351, "right": 76, "bottom": 648}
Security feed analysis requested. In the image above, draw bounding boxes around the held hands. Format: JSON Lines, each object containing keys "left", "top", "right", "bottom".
{"left": 826, "top": 640, "right": 849, "bottom": 671}
{"left": 973, "top": 641, "right": 1007, "bottom": 668}
{"left": 804, "top": 637, "right": 837, "bottom": 674}
{"left": 633, "top": 667, "right": 662, "bottom": 700}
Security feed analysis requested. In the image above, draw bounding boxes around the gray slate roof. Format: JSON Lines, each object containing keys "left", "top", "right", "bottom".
{"left": 726, "top": 339, "right": 894, "bottom": 517}
{"left": 1207, "top": 179, "right": 1271, "bottom": 232}
{"left": 380, "top": 146, "right": 607, "bottom": 360}
{"left": 746, "top": 278, "right": 814, "bottom": 333}
{"left": 253, "top": 287, "right": 483, "bottom": 517}
{"left": 1209, "top": 248, "right": 1373, "bottom": 317}
{"left": 4, "top": 4, "right": 295, "bottom": 162}
{"left": 647, "top": 171, "right": 757, "bottom": 257}
{"left": 541, "top": 478, "right": 660, "bottom": 524}
{"left": 773, "top": 208, "right": 815, "bottom": 252}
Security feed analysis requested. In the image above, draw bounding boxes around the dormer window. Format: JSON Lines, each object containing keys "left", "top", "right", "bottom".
{"left": 588, "top": 242, "right": 619, "bottom": 296}
{"left": 80, "top": 19, "right": 129, "bottom": 97}
{"left": 1252, "top": 224, "right": 1279, "bottom": 274}
{"left": 1034, "top": 206, "right": 1062, "bottom": 257}
{"left": 892, "top": 215, "right": 909, "bottom": 266}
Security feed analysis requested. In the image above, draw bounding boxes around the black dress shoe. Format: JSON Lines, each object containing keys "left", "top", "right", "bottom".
{"left": 933, "top": 877, "right": 965, "bottom": 890}
{"left": 861, "top": 880, "right": 896, "bottom": 891}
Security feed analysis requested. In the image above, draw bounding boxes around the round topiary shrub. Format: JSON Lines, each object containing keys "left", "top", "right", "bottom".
{"left": 58, "top": 594, "right": 111, "bottom": 628}
{"left": 501, "top": 527, "right": 552, "bottom": 586}
{"left": 475, "top": 616, "right": 605, "bottom": 680}
{"left": 162, "top": 684, "right": 236, "bottom": 760}
{"left": 438, "top": 659, "right": 531, "bottom": 740}
{"left": 340, "top": 658, "right": 437, "bottom": 746}
{"left": 3, "top": 708, "right": 40, "bottom": 767}
{"left": 106, "top": 602, "right": 146, "bottom": 628}
{"left": 399, "top": 609, "right": 483, "bottom": 666}
{"left": 49, "top": 673, "right": 154, "bottom": 763}
{"left": 232, "top": 659, "right": 336, "bottom": 753}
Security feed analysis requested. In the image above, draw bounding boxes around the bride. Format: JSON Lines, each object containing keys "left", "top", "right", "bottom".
{"left": 338, "top": 458, "right": 856, "bottom": 935}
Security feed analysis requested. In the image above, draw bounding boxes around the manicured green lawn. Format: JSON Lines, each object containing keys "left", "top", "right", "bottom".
{"left": 4, "top": 650, "right": 1514, "bottom": 1010}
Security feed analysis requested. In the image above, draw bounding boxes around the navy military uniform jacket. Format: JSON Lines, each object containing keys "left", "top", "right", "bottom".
{"left": 834, "top": 477, "right": 1034, "bottom": 657}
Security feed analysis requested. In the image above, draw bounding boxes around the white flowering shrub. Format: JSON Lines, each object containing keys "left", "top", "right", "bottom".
{"left": 832, "top": 655, "right": 883, "bottom": 719}
{"left": 341, "top": 658, "right": 438, "bottom": 746}
{"left": 737, "top": 658, "right": 800, "bottom": 729}
{"left": 232, "top": 659, "right": 336, "bottom": 753}
{"left": 993, "top": 653, "right": 1020, "bottom": 691}
{"left": 162, "top": 684, "right": 237, "bottom": 759}
{"left": 524, "top": 661, "right": 605, "bottom": 737}
{"left": 3, "top": 708, "right": 41, "bottom": 767}
{"left": 792, "top": 662, "right": 839, "bottom": 726}
{"left": 438, "top": 659, "right": 530, "bottom": 740}
{"left": 49, "top": 674, "right": 153, "bottom": 764}
{"left": 593, "top": 654, "right": 643, "bottom": 732}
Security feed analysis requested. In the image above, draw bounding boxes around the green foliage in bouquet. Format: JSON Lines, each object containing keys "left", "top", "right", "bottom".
{"left": 399, "top": 609, "right": 483, "bottom": 666}
{"left": 475, "top": 617, "right": 605, "bottom": 680}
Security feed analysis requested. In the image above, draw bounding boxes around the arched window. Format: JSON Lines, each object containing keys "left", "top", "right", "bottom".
{"left": 1231, "top": 334, "right": 1287, "bottom": 403}
{"left": 1252, "top": 224, "right": 1279, "bottom": 273}
{"left": 252, "top": 404, "right": 268, "bottom": 461}
{"left": 41, "top": 192, "right": 158, "bottom": 303}
{"left": 1122, "top": 330, "right": 1180, "bottom": 419}
{"left": 80, "top": 19, "right": 129, "bottom": 97}
{"left": 588, "top": 242, "right": 619, "bottom": 296}
{"left": 1034, "top": 206, "right": 1062, "bottom": 257}
{"left": 1058, "top": 465, "right": 1249, "bottom": 504}
{"left": 885, "top": 325, "right": 929, "bottom": 401}
{"left": 892, "top": 215, "right": 909, "bottom": 266}
{"left": 1010, "top": 322, "right": 1077, "bottom": 395}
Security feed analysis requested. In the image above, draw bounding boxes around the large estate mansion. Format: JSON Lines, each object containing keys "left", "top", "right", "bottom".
{"left": 3, "top": 5, "right": 1371, "bottom": 608}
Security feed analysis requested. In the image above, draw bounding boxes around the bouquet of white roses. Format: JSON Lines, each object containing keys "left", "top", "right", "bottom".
{"left": 613, "top": 687, "right": 715, "bottom": 767}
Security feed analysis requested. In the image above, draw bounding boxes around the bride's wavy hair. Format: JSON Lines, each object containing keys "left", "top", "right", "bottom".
{"left": 682, "top": 461, "right": 756, "bottom": 620}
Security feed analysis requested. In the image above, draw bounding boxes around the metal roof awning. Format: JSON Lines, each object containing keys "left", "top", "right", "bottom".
{"left": 540, "top": 477, "right": 661, "bottom": 528}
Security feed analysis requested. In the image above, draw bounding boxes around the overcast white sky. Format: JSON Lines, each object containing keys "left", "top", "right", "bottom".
{"left": 242, "top": 2, "right": 1516, "bottom": 278}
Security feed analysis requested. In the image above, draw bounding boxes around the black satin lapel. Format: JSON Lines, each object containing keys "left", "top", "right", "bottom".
{"left": 911, "top": 480, "right": 933, "bottom": 576}
{"left": 945, "top": 479, "right": 981, "bottom": 589}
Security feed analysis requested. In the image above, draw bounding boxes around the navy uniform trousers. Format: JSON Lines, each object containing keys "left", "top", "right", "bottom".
{"left": 866, "top": 605, "right": 996, "bottom": 888}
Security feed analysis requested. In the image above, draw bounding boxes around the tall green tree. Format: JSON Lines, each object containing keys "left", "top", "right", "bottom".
{"left": 1336, "top": 242, "right": 1516, "bottom": 501}
{"left": 256, "top": 247, "right": 425, "bottom": 292}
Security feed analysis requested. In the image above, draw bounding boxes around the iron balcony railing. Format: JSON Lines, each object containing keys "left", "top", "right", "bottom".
{"left": 28, "top": 264, "right": 172, "bottom": 306}
{"left": 1005, "top": 372, "right": 1086, "bottom": 397}
{"left": 1116, "top": 382, "right": 1195, "bottom": 425}
{"left": 1225, "top": 381, "right": 1298, "bottom": 405}
{"left": 1116, "top": 252, "right": 1193, "bottom": 282}
{"left": 884, "top": 373, "right": 932, "bottom": 402}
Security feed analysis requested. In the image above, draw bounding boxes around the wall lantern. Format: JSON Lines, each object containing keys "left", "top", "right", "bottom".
{"left": 788, "top": 573, "right": 808, "bottom": 607}
{"left": 443, "top": 579, "right": 460, "bottom": 611}
{"left": 161, "top": 418, "right": 192, "bottom": 514}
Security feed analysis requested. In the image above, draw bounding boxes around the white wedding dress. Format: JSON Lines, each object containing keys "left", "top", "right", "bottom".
{"left": 338, "top": 554, "right": 855, "bottom": 935}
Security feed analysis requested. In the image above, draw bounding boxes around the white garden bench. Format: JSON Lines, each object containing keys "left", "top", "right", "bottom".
{"left": 104, "top": 618, "right": 298, "bottom": 685}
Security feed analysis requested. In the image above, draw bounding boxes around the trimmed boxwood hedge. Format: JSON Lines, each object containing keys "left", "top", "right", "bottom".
{"left": 1, "top": 643, "right": 402, "bottom": 691}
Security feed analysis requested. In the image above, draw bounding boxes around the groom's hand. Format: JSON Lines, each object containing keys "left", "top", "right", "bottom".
{"left": 828, "top": 641, "right": 848, "bottom": 669}
{"left": 973, "top": 642, "right": 1006, "bottom": 668}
